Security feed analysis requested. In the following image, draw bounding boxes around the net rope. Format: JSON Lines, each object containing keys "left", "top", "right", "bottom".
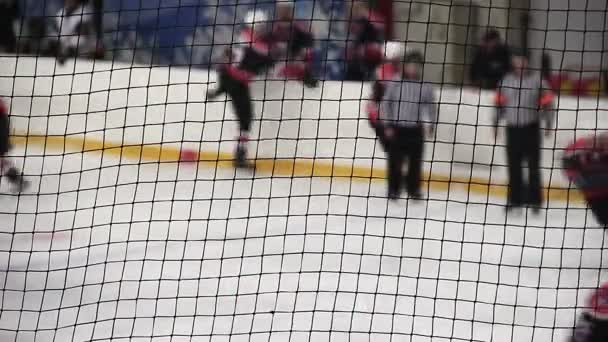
{"left": 0, "top": 0, "right": 606, "bottom": 341}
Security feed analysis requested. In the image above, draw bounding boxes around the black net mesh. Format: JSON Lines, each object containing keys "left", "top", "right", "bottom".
{"left": 0, "top": 0, "right": 607, "bottom": 341}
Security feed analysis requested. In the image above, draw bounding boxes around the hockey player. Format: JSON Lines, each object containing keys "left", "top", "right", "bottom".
{"left": 0, "top": 99, "right": 28, "bottom": 192}
{"left": 272, "top": 1, "right": 317, "bottom": 87}
{"left": 570, "top": 282, "right": 608, "bottom": 342}
{"left": 367, "top": 41, "right": 406, "bottom": 150}
{"left": 206, "top": 9, "right": 278, "bottom": 168}
{"left": 53, "top": 0, "right": 97, "bottom": 63}
{"left": 345, "top": 1, "right": 386, "bottom": 80}
{"left": 563, "top": 133, "right": 608, "bottom": 227}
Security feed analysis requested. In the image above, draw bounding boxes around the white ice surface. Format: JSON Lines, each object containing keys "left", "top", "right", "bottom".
{"left": 0, "top": 145, "right": 606, "bottom": 342}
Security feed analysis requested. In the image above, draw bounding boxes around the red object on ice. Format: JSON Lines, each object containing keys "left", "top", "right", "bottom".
{"left": 588, "top": 283, "right": 608, "bottom": 318}
{"left": 179, "top": 150, "right": 199, "bottom": 162}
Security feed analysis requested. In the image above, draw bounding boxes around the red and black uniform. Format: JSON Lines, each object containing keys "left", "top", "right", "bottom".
{"left": 563, "top": 134, "right": 608, "bottom": 226}
{"left": 273, "top": 21, "right": 317, "bottom": 87}
{"left": 207, "top": 26, "right": 277, "bottom": 166}
{"left": 571, "top": 283, "right": 608, "bottom": 342}
{"left": 367, "top": 62, "right": 399, "bottom": 149}
{"left": 345, "top": 10, "right": 385, "bottom": 81}
{"left": 0, "top": 0, "right": 18, "bottom": 52}
{"left": 0, "top": 99, "right": 27, "bottom": 191}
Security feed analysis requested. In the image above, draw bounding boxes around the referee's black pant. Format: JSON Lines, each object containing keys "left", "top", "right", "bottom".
{"left": 386, "top": 125, "right": 424, "bottom": 198}
{"left": 505, "top": 122, "right": 542, "bottom": 206}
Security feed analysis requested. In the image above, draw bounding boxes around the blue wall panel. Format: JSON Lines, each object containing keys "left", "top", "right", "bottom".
{"left": 18, "top": 0, "right": 348, "bottom": 79}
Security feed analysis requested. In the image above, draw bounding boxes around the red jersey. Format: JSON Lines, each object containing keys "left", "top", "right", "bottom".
{"left": 375, "top": 62, "right": 398, "bottom": 82}
{"left": 571, "top": 282, "right": 608, "bottom": 342}
{"left": 367, "top": 62, "right": 400, "bottom": 122}
{"left": 563, "top": 134, "right": 608, "bottom": 199}
{"left": 0, "top": 99, "right": 7, "bottom": 116}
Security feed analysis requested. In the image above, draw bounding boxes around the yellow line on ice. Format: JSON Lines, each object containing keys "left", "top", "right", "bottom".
{"left": 11, "top": 134, "right": 584, "bottom": 204}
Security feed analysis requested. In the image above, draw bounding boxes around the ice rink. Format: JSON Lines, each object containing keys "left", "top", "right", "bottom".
{"left": 0, "top": 55, "right": 606, "bottom": 342}
{"left": 0, "top": 142, "right": 606, "bottom": 342}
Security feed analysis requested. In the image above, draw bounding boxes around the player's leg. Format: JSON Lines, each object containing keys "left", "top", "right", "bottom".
{"left": 92, "top": 0, "right": 105, "bottom": 57}
{"left": 300, "top": 49, "right": 318, "bottom": 88}
{"left": 0, "top": 115, "right": 27, "bottom": 192}
{"left": 206, "top": 67, "right": 228, "bottom": 100}
{"left": 405, "top": 126, "right": 424, "bottom": 199}
{"left": 229, "top": 82, "right": 253, "bottom": 168}
{"left": 374, "top": 122, "right": 387, "bottom": 151}
{"left": 526, "top": 123, "right": 543, "bottom": 211}
{"left": 386, "top": 128, "right": 404, "bottom": 199}
{"left": 506, "top": 126, "right": 524, "bottom": 208}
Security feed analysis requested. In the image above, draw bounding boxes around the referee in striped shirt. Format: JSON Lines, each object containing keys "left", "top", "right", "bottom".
{"left": 494, "top": 49, "right": 555, "bottom": 212}
{"left": 380, "top": 52, "right": 437, "bottom": 200}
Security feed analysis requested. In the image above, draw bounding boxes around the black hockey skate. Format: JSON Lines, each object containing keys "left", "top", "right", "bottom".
{"left": 234, "top": 145, "right": 251, "bottom": 169}
{"left": 302, "top": 70, "right": 319, "bottom": 88}
{"left": 5, "top": 167, "right": 28, "bottom": 193}
{"left": 205, "top": 88, "right": 223, "bottom": 101}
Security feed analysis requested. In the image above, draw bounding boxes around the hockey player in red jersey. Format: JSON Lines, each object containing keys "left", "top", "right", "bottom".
{"left": 570, "top": 282, "right": 608, "bottom": 342}
{"left": 345, "top": 1, "right": 386, "bottom": 80}
{"left": 367, "top": 41, "right": 406, "bottom": 150}
{"left": 563, "top": 133, "right": 608, "bottom": 226}
{"left": 206, "top": 10, "right": 279, "bottom": 168}
{"left": 0, "top": 99, "right": 28, "bottom": 192}
{"left": 272, "top": 1, "right": 318, "bottom": 88}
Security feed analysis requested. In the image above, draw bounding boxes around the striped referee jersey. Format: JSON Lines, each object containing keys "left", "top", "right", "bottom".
{"left": 379, "top": 77, "right": 438, "bottom": 128}
{"left": 495, "top": 71, "right": 555, "bottom": 128}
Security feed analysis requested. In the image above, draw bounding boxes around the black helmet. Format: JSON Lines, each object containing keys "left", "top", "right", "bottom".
{"left": 404, "top": 51, "right": 424, "bottom": 64}
{"left": 483, "top": 29, "right": 500, "bottom": 41}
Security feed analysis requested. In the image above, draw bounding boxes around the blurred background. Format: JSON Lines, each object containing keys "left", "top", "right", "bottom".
{"left": 1, "top": 0, "right": 606, "bottom": 95}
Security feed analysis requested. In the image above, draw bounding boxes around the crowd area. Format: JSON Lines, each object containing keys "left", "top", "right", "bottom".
{"left": 0, "top": 0, "right": 103, "bottom": 61}
{"left": 0, "top": 0, "right": 605, "bottom": 95}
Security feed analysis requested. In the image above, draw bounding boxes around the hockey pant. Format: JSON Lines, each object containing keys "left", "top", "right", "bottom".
{"left": 215, "top": 68, "right": 253, "bottom": 134}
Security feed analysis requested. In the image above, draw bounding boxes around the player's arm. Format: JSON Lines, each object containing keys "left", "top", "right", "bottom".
{"left": 0, "top": 99, "right": 7, "bottom": 116}
{"left": 379, "top": 80, "right": 398, "bottom": 131}
{"left": 421, "top": 83, "right": 438, "bottom": 137}
{"left": 538, "top": 78, "right": 556, "bottom": 133}
{"left": 493, "top": 88, "right": 507, "bottom": 125}
{"left": 469, "top": 50, "right": 483, "bottom": 86}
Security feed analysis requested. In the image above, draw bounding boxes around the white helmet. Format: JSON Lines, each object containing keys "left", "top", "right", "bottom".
{"left": 244, "top": 9, "right": 268, "bottom": 26}
{"left": 383, "top": 41, "right": 406, "bottom": 60}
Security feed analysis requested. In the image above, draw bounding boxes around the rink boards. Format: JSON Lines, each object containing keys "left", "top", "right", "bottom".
{"left": 0, "top": 55, "right": 606, "bottom": 193}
